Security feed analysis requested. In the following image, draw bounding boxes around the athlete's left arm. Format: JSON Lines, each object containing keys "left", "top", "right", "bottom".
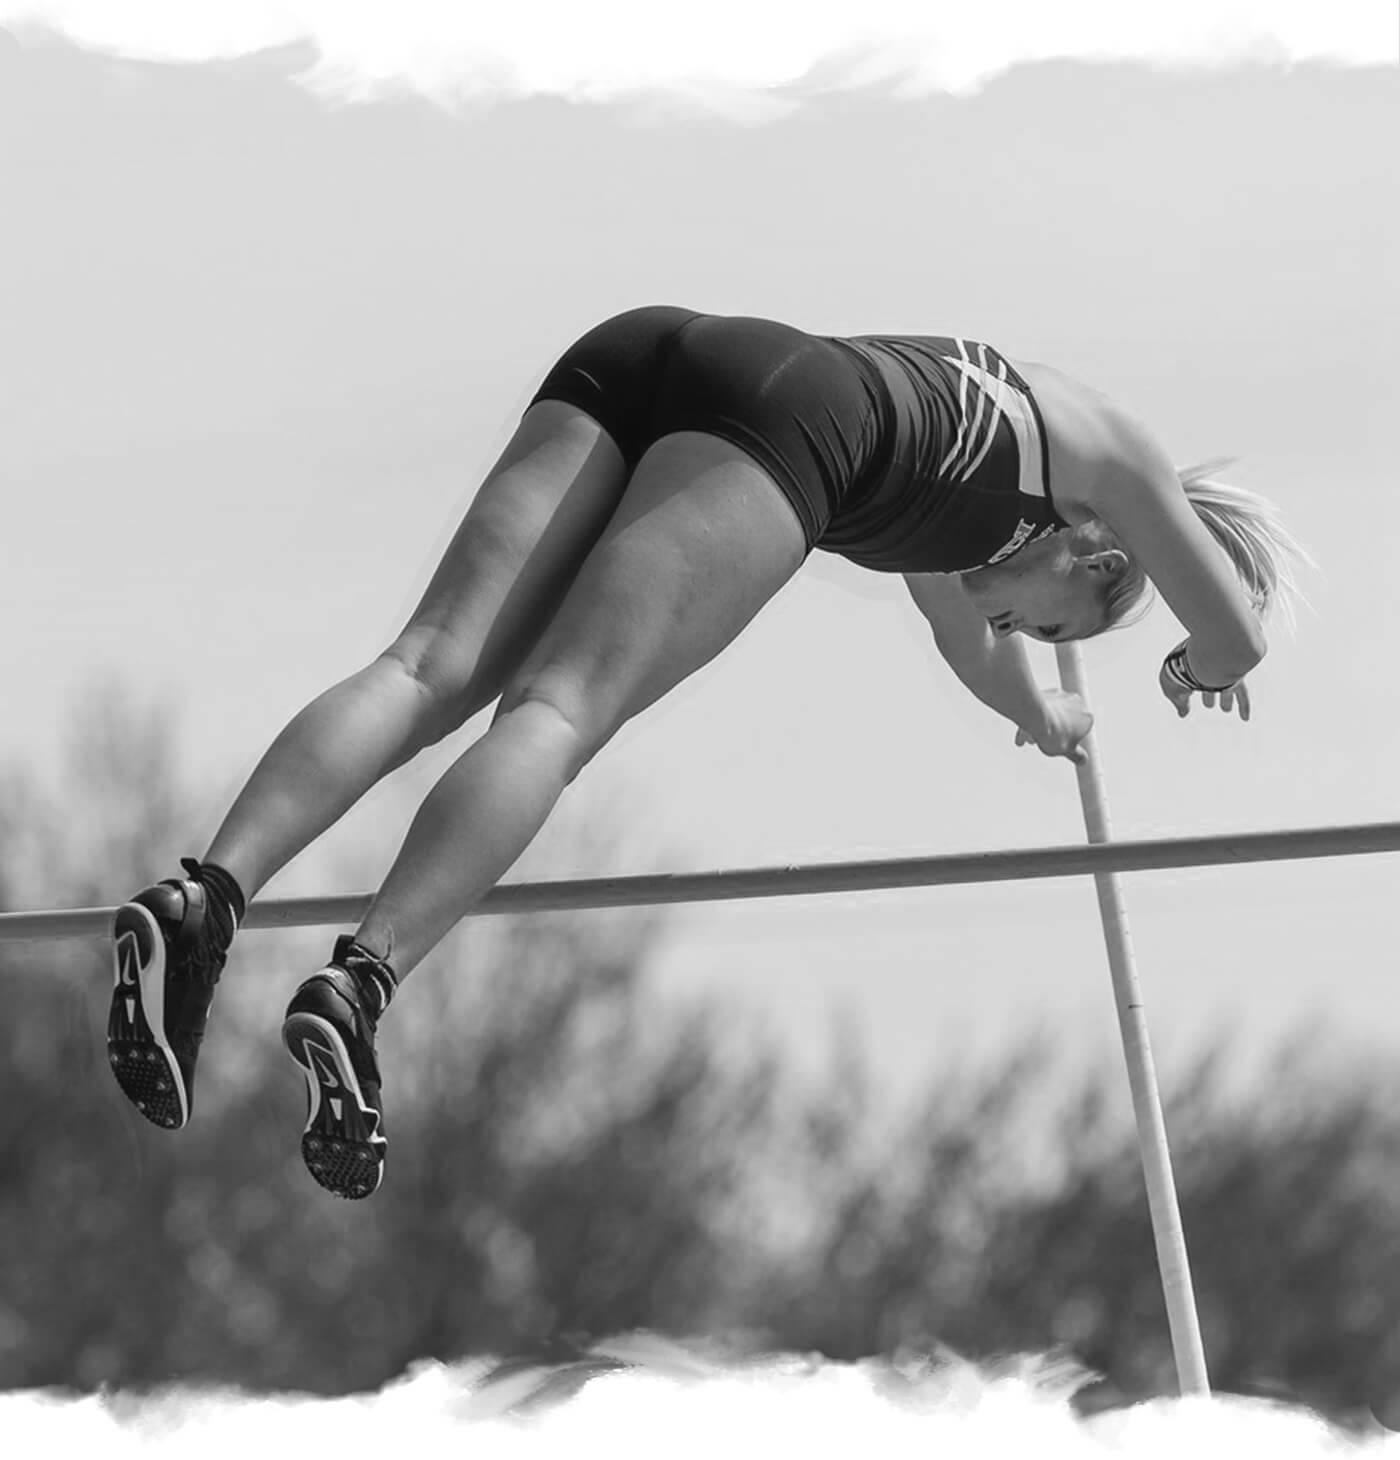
{"left": 904, "top": 573, "right": 1090, "bottom": 762}
{"left": 905, "top": 573, "right": 1044, "bottom": 726}
{"left": 1086, "top": 423, "right": 1266, "bottom": 689}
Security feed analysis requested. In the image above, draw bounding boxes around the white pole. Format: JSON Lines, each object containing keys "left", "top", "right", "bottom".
{"left": 1055, "top": 641, "right": 1211, "bottom": 1398}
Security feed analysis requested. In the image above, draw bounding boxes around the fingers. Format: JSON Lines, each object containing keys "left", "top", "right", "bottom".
{"left": 1167, "top": 683, "right": 1251, "bottom": 721}
{"left": 1207, "top": 685, "right": 1251, "bottom": 720}
{"left": 1043, "top": 743, "right": 1086, "bottom": 765}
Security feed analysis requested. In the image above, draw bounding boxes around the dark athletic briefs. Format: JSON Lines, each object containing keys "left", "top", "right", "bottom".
{"left": 529, "top": 304, "right": 1069, "bottom": 574}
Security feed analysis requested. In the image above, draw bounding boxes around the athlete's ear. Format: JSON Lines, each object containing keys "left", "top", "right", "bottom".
{"left": 1078, "top": 548, "right": 1130, "bottom": 579}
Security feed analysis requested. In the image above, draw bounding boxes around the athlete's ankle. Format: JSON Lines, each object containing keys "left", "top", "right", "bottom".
{"left": 180, "top": 856, "right": 246, "bottom": 952}
{"left": 336, "top": 933, "right": 398, "bottom": 1020}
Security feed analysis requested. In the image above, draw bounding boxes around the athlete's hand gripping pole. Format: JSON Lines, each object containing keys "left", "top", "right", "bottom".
{"left": 1055, "top": 640, "right": 1212, "bottom": 1399}
{"left": 1013, "top": 686, "right": 1093, "bottom": 764}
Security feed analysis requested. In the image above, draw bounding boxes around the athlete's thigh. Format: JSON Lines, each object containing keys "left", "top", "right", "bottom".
{"left": 499, "top": 430, "right": 808, "bottom": 748}
{"left": 393, "top": 399, "right": 628, "bottom": 702}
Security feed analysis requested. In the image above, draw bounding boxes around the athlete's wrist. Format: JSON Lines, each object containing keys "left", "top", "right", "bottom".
{"left": 1017, "top": 688, "right": 1055, "bottom": 743}
{"left": 1162, "top": 641, "right": 1237, "bottom": 695}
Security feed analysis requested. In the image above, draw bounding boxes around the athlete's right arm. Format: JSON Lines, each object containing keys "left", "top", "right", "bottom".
{"left": 1033, "top": 374, "right": 1267, "bottom": 692}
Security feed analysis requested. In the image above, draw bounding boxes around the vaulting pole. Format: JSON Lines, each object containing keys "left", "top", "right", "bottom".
{"left": 1056, "top": 641, "right": 1211, "bottom": 1397}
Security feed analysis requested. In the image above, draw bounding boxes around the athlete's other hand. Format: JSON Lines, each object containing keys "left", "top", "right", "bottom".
{"left": 1015, "top": 689, "right": 1093, "bottom": 766}
{"left": 1159, "top": 667, "right": 1252, "bottom": 721}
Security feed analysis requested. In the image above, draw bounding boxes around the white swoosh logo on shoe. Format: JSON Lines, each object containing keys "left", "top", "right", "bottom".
{"left": 117, "top": 933, "right": 141, "bottom": 989}
{"left": 306, "top": 1041, "right": 343, "bottom": 1091}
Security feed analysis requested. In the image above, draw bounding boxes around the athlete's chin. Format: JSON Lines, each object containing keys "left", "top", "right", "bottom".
{"left": 957, "top": 569, "right": 994, "bottom": 599}
{"left": 957, "top": 576, "right": 1010, "bottom": 618}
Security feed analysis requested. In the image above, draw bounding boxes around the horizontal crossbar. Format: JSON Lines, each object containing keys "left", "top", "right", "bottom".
{"left": 1, "top": 820, "right": 1397, "bottom": 944}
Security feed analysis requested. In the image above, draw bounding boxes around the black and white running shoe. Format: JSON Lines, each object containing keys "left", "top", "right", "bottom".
{"left": 282, "top": 935, "right": 397, "bottom": 1200}
{"left": 107, "top": 858, "right": 232, "bottom": 1130}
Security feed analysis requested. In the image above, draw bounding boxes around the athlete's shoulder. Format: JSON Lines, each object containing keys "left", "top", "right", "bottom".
{"left": 1011, "top": 359, "right": 1167, "bottom": 508}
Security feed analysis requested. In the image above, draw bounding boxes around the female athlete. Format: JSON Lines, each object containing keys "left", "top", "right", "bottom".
{"left": 104, "top": 305, "right": 1310, "bottom": 1198}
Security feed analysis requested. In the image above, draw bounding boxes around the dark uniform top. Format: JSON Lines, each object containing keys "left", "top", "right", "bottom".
{"left": 822, "top": 333, "right": 1069, "bottom": 573}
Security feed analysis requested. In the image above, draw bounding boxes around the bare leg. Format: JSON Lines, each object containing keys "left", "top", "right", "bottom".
{"left": 346, "top": 696, "right": 588, "bottom": 969}
{"left": 200, "top": 402, "right": 627, "bottom": 902}
{"left": 202, "top": 658, "right": 450, "bottom": 901}
{"left": 350, "top": 431, "right": 808, "bottom": 977}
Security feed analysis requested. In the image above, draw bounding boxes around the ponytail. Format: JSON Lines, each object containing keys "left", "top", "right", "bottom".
{"left": 1176, "top": 458, "right": 1315, "bottom": 630}
{"left": 1087, "top": 459, "right": 1315, "bottom": 636}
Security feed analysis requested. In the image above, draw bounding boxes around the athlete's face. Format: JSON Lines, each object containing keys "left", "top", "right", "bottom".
{"left": 959, "top": 533, "right": 1125, "bottom": 643}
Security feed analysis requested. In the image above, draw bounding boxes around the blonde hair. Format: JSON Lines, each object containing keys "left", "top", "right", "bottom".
{"left": 1086, "top": 458, "right": 1315, "bottom": 637}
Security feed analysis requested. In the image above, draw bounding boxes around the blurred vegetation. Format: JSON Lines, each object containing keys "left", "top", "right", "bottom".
{"left": 0, "top": 687, "right": 1396, "bottom": 1436}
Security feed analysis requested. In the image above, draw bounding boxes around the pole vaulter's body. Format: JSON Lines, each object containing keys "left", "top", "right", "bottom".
{"left": 100, "top": 305, "right": 1310, "bottom": 1203}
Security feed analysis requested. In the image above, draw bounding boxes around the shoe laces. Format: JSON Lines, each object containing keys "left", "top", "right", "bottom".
{"left": 175, "top": 857, "right": 231, "bottom": 987}
{"left": 184, "top": 928, "right": 228, "bottom": 988}
{"left": 335, "top": 936, "right": 398, "bottom": 1024}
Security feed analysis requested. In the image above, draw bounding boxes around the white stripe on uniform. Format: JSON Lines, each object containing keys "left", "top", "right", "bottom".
{"left": 939, "top": 347, "right": 1043, "bottom": 498}
{"left": 937, "top": 338, "right": 975, "bottom": 475}
{"left": 954, "top": 348, "right": 1009, "bottom": 482}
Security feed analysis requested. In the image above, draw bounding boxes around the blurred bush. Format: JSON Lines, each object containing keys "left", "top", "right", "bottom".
{"left": 0, "top": 686, "right": 1395, "bottom": 1433}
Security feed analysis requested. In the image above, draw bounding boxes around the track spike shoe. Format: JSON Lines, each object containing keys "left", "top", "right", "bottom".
{"left": 107, "top": 858, "right": 232, "bottom": 1130}
{"left": 282, "top": 935, "right": 397, "bottom": 1200}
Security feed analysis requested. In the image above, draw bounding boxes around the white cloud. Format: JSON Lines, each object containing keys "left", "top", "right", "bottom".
{"left": 2, "top": 0, "right": 1394, "bottom": 117}
{"left": 1, "top": 1338, "right": 1386, "bottom": 1451}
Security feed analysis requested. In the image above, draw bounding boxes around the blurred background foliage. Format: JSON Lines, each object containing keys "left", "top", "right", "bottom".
{"left": 0, "top": 685, "right": 1396, "bottom": 1435}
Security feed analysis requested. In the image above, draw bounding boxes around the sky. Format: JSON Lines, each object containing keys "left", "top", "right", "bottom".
{"left": 1, "top": 3, "right": 1398, "bottom": 1134}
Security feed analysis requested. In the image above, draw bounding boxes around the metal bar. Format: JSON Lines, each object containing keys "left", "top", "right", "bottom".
{"left": 1057, "top": 642, "right": 1210, "bottom": 1397}
{"left": 1, "top": 819, "right": 1397, "bottom": 943}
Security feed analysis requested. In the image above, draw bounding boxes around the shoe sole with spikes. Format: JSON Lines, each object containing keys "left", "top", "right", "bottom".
{"left": 108, "top": 901, "right": 189, "bottom": 1130}
{"left": 282, "top": 1011, "right": 386, "bottom": 1199}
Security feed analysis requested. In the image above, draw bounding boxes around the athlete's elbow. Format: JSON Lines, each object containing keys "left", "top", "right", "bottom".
{"left": 1242, "top": 619, "right": 1268, "bottom": 671}
{"left": 1222, "top": 624, "right": 1267, "bottom": 682}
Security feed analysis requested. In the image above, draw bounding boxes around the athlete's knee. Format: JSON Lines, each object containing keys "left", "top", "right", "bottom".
{"left": 493, "top": 674, "right": 610, "bottom": 784}
{"left": 379, "top": 630, "right": 483, "bottom": 747}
